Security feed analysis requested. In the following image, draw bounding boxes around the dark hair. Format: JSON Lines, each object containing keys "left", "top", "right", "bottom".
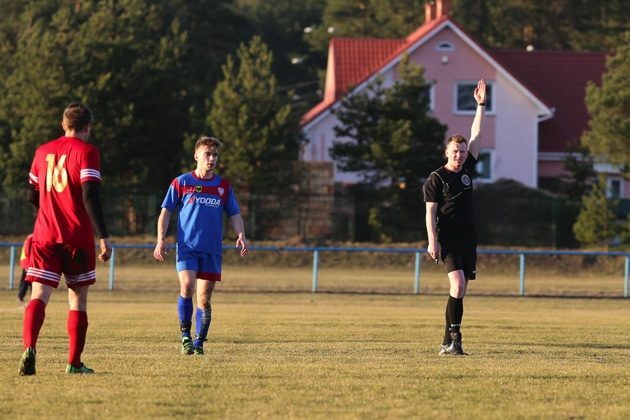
{"left": 63, "top": 103, "right": 93, "bottom": 131}
{"left": 194, "top": 136, "right": 223, "bottom": 151}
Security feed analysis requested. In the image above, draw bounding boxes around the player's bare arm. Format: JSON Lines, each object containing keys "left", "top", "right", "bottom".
{"left": 425, "top": 202, "right": 441, "bottom": 261}
{"left": 98, "top": 238, "right": 112, "bottom": 262}
{"left": 154, "top": 208, "right": 172, "bottom": 261}
{"left": 229, "top": 214, "right": 248, "bottom": 257}
{"left": 468, "top": 79, "right": 486, "bottom": 160}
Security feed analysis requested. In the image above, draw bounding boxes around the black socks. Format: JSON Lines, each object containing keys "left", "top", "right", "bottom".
{"left": 446, "top": 295, "right": 464, "bottom": 341}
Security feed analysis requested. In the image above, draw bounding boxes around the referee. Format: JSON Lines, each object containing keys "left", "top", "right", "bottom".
{"left": 423, "top": 79, "right": 486, "bottom": 355}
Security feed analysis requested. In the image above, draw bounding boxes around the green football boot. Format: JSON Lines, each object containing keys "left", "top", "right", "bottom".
{"left": 66, "top": 363, "right": 95, "bottom": 374}
{"left": 181, "top": 336, "right": 194, "bottom": 355}
{"left": 18, "top": 347, "right": 36, "bottom": 376}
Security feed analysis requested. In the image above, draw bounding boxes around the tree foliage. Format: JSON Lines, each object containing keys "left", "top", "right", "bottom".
{"left": 553, "top": 142, "right": 596, "bottom": 198}
{"left": 0, "top": 0, "right": 249, "bottom": 193}
{"left": 235, "top": 0, "right": 324, "bottom": 97}
{"left": 207, "top": 36, "right": 305, "bottom": 193}
{"left": 581, "top": 33, "right": 630, "bottom": 179}
{"left": 331, "top": 56, "right": 446, "bottom": 241}
{"left": 305, "top": 0, "right": 425, "bottom": 55}
{"left": 453, "top": 0, "right": 629, "bottom": 51}
{"left": 573, "top": 176, "right": 618, "bottom": 247}
{"left": 331, "top": 56, "right": 445, "bottom": 186}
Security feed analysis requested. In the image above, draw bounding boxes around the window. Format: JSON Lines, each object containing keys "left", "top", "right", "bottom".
{"left": 427, "top": 81, "right": 436, "bottom": 111}
{"left": 436, "top": 41, "right": 454, "bottom": 51}
{"left": 455, "top": 81, "right": 493, "bottom": 113}
{"left": 607, "top": 178, "right": 622, "bottom": 199}
{"left": 475, "top": 149, "right": 493, "bottom": 181}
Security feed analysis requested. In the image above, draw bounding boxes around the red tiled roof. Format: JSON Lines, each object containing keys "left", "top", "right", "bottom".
{"left": 300, "top": 17, "right": 447, "bottom": 126}
{"left": 302, "top": 19, "right": 608, "bottom": 157}
{"left": 332, "top": 38, "right": 405, "bottom": 100}
{"left": 490, "top": 50, "right": 607, "bottom": 153}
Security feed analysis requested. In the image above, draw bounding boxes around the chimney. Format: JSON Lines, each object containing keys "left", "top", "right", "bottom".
{"left": 424, "top": 1, "right": 436, "bottom": 23}
{"left": 436, "top": 0, "right": 452, "bottom": 18}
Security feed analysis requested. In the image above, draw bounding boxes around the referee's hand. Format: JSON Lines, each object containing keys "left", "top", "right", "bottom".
{"left": 427, "top": 241, "right": 440, "bottom": 263}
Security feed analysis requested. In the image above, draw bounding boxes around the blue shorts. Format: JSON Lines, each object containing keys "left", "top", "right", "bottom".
{"left": 176, "top": 245, "right": 222, "bottom": 281}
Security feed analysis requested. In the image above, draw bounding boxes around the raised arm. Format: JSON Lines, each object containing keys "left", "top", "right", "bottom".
{"left": 467, "top": 79, "right": 486, "bottom": 160}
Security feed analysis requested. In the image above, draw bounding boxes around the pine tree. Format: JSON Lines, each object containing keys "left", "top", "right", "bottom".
{"left": 582, "top": 33, "right": 630, "bottom": 179}
{"left": 331, "top": 55, "right": 445, "bottom": 186}
{"left": 573, "top": 176, "right": 618, "bottom": 247}
{"left": 207, "top": 36, "right": 305, "bottom": 237}
{"left": 0, "top": 0, "right": 249, "bottom": 193}
{"left": 331, "top": 56, "right": 446, "bottom": 241}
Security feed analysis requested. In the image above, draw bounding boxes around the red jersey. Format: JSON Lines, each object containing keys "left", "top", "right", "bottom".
{"left": 29, "top": 136, "right": 102, "bottom": 246}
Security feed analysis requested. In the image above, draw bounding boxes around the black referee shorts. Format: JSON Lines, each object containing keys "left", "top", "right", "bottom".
{"left": 438, "top": 226, "right": 477, "bottom": 280}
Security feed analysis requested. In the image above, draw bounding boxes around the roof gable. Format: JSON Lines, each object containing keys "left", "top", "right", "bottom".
{"left": 301, "top": 16, "right": 554, "bottom": 128}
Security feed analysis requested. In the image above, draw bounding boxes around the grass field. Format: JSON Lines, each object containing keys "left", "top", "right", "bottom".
{"left": 1, "top": 283, "right": 629, "bottom": 418}
{"left": 3, "top": 261, "right": 626, "bottom": 297}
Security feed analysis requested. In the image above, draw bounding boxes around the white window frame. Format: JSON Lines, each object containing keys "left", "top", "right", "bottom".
{"left": 454, "top": 80, "right": 494, "bottom": 114}
{"left": 474, "top": 148, "right": 494, "bottom": 182}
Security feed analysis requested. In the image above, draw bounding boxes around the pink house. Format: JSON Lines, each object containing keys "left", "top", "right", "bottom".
{"left": 300, "top": 0, "right": 626, "bottom": 198}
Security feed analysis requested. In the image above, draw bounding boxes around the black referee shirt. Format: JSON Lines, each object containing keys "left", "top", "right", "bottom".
{"left": 423, "top": 154, "right": 477, "bottom": 228}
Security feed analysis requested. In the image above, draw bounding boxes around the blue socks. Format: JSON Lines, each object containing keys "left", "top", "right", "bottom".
{"left": 194, "top": 307, "right": 212, "bottom": 347}
{"left": 177, "top": 296, "right": 193, "bottom": 338}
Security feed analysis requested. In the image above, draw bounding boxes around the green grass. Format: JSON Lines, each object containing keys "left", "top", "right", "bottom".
{"left": 1, "top": 287, "right": 629, "bottom": 419}
{"left": 4, "top": 262, "right": 624, "bottom": 297}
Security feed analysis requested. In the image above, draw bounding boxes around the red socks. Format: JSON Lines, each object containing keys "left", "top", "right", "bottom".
{"left": 67, "top": 310, "right": 88, "bottom": 367}
{"left": 23, "top": 301, "right": 89, "bottom": 368}
{"left": 23, "top": 299, "right": 46, "bottom": 349}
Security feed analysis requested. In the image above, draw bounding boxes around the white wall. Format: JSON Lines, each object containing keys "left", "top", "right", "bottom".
{"left": 494, "top": 72, "right": 539, "bottom": 187}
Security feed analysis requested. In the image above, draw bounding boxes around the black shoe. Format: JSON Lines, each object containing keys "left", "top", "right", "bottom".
{"left": 446, "top": 332, "right": 467, "bottom": 355}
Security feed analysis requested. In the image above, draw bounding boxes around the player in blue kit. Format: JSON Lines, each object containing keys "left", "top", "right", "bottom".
{"left": 153, "top": 136, "right": 248, "bottom": 355}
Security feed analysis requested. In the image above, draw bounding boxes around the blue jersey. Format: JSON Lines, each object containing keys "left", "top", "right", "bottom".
{"left": 161, "top": 172, "right": 240, "bottom": 255}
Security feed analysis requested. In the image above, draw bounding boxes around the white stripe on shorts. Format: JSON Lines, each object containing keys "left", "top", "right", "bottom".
{"left": 65, "top": 270, "right": 96, "bottom": 284}
{"left": 26, "top": 267, "right": 61, "bottom": 283}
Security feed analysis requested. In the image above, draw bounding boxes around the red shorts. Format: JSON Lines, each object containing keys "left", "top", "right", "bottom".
{"left": 25, "top": 241, "right": 96, "bottom": 289}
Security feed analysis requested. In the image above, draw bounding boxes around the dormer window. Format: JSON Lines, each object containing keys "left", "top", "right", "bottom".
{"left": 436, "top": 41, "right": 454, "bottom": 51}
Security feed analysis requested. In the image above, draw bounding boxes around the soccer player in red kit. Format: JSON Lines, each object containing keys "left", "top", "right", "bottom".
{"left": 19, "top": 103, "right": 112, "bottom": 376}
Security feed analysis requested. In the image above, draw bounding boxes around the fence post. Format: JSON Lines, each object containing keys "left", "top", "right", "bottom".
{"left": 311, "top": 250, "right": 319, "bottom": 293}
{"left": 9, "top": 246, "right": 16, "bottom": 289}
{"left": 108, "top": 247, "right": 116, "bottom": 291}
{"left": 624, "top": 256, "right": 629, "bottom": 298}
{"left": 519, "top": 253, "right": 526, "bottom": 296}
{"left": 413, "top": 252, "right": 421, "bottom": 295}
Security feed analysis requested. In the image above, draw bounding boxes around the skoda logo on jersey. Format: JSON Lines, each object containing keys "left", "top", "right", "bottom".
{"left": 461, "top": 174, "right": 471, "bottom": 186}
{"left": 195, "top": 185, "right": 202, "bottom": 193}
